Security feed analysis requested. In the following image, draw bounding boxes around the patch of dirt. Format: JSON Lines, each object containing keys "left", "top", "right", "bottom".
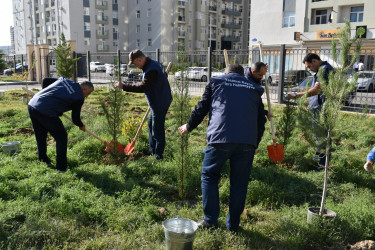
{"left": 127, "top": 151, "right": 145, "bottom": 161}
{"left": 130, "top": 107, "right": 144, "bottom": 114}
{"left": 13, "top": 127, "right": 33, "bottom": 135}
{"left": 10, "top": 92, "right": 28, "bottom": 97}
{"left": 125, "top": 93, "right": 135, "bottom": 96}
{"left": 348, "top": 240, "right": 375, "bottom": 250}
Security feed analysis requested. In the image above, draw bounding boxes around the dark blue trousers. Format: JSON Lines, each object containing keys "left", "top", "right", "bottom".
{"left": 148, "top": 109, "right": 168, "bottom": 159}
{"left": 28, "top": 105, "right": 68, "bottom": 171}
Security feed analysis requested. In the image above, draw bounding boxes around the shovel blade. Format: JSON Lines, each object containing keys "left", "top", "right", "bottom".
{"left": 267, "top": 144, "right": 284, "bottom": 163}
{"left": 105, "top": 139, "right": 125, "bottom": 153}
{"left": 124, "top": 141, "right": 135, "bottom": 155}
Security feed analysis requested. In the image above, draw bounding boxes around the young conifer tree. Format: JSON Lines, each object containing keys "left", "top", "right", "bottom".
{"left": 54, "top": 33, "right": 80, "bottom": 79}
{"left": 296, "top": 20, "right": 361, "bottom": 215}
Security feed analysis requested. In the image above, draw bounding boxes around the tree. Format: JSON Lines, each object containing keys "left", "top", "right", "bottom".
{"left": 54, "top": 33, "right": 80, "bottom": 79}
{"left": 296, "top": 20, "right": 361, "bottom": 216}
{"left": 0, "top": 50, "right": 6, "bottom": 73}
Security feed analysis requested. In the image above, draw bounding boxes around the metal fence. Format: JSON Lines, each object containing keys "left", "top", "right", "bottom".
{"left": 39, "top": 46, "right": 375, "bottom": 112}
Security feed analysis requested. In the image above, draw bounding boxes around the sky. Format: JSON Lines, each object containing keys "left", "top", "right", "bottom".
{"left": 0, "top": 0, "right": 13, "bottom": 46}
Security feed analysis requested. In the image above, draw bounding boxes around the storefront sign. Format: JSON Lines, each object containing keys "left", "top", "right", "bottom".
{"left": 316, "top": 29, "right": 340, "bottom": 40}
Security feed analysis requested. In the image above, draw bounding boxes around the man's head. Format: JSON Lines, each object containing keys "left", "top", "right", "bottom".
{"left": 225, "top": 64, "right": 244, "bottom": 76}
{"left": 128, "top": 49, "right": 146, "bottom": 69}
{"left": 303, "top": 53, "right": 322, "bottom": 73}
{"left": 80, "top": 81, "right": 94, "bottom": 98}
{"left": 251, "top": 62, "right": 267, "bottom": 79}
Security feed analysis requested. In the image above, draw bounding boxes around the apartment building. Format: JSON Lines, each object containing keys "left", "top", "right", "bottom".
{"left": 250, "top": 0, "right": 375, "bottom": 49}
{"left": 12, "top": 0, "right": 250, "bottom": 54}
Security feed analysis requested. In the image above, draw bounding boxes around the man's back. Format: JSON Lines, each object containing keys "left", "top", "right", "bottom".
{"left": 207, "top": 73, "right": 265, "bottom": 146}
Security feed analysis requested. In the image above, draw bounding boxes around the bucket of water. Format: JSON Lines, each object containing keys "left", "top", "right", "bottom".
{"left": 163, "top": 217, "right": 198, "bottom": 250}
{"left": 1, "top": 141, "right": 21, "bottom": 155}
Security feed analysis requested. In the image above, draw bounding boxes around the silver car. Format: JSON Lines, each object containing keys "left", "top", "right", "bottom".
{"left": 355, "top": 71, "right": 375, "bottom": 92}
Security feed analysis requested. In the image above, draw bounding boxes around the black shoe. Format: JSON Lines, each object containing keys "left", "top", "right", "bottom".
{"left": 197, "top": 219, "right": 217, "bottom": 229}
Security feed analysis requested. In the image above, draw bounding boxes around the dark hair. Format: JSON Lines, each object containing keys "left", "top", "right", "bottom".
{"left": 80, "top": 81, "right": 94, "bottom": 90}
{"left": 359, "top": 59, "right": 363, "bottom": 63}
{"left": 251, "top": 62, "right": 266, "bottom": 72}
{"left": 225, "top": 64, "right": 244, "bottom": 76}
{"left": 303, "top": 53, "right": 321, "bottom": 63}
{"left": 129, "top": 49, "right": 145, "bottom": 64}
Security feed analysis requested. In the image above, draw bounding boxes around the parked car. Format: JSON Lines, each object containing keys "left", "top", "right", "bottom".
{"left": 90, "top": 61, "right": 106, "bottom": 72}
{"left": 353, "top": 71, "right": 375, "bottom": 92}
{"left": 284, "top": 76, "right": 355, "bottom": 105}
{"left": 3, "top": 65, "right": 28, "bottom": 76}
{"left": 106, "top": 64, "right": 128, "bottom": 76}
{"left": 174, "top": 67, "right": 197, "bottom": 80}
{"left": 284, "top": 70, "right": 311, "bottom": 86}
{"left": 187, "top": 67, "right": 221, "bottom": 82}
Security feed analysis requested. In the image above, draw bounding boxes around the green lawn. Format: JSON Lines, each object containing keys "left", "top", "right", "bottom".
{"left": 0, "top": 87, "right": 374, "bottom": 249}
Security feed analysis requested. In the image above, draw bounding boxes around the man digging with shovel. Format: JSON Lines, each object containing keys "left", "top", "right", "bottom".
{"left": 114, "top": 49, "right": 172, "bottom": 160}
{"left": 28, "top": 77, "right": 94, "bottom": 172}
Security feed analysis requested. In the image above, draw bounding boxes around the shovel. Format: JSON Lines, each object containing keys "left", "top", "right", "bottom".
{"left": 124, "top": 62, "right": 173, "bottom": 155}
{"left": 22, "top": 87, "right": 124, "bottom": 154}
{"left": 258, "top": 44, "right": 284, "bottom": 163}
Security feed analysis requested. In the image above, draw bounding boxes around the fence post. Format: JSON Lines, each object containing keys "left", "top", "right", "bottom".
{"left": 87, "top": 50, "right": 91, "bottom": 82}
{"left": 278, "top": 44, "right": 286, "bottom": 104}
{"left": 156, "top": 48, "right": 160, "bottom": 62}
{"left": 13, "top": 55, "right": 16, "bottom": 71}
{"left": 21, "top": 55, "right": 24, "bottom": 74}
{"left": 117, "top": 49, "right": 121, "bottom": 82}
{"left": 73, "top": 51, "right": 77, "bottom": 82}
{"left": 208, "top": 46, "right": 212, "bottom": 82}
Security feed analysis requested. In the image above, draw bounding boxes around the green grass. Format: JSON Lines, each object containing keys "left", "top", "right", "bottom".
{"left": 0, "top": 88, "right": 375, "bottom": 249}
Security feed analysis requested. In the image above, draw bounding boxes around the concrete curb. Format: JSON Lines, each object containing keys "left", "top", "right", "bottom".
{"left": 0, "top": 81, "right": 39, "bottom": 85}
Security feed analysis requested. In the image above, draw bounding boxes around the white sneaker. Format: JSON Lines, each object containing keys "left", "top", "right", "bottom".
{"left": 364, "top": 164, "right": 373, "bottom": 173}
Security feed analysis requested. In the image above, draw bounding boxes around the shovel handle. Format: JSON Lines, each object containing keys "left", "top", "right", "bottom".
{"left": 224, "top": 49, "right": 229, "bottom": 67}
{"left": 258, "top": 44, "right": 276, "bottom": 142}
{"left": 22, "top": 87, "right": 107, "bottom": 144}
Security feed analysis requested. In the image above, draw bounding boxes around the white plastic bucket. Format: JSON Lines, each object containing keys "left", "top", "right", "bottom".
{"left": 163, "top": 217, "right": 198, "bottom": 250}
{"left": 1, "top": 141, "right": 21, "bottom": 155}
{"left": 307, "top": 207, "right": 336, "bottom": 223}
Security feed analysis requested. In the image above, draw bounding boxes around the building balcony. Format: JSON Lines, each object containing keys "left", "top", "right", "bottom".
{"left": 95, "top": 0, "right": 108, "bottom": 10}
{"left": 96, "top": 15, "right": 108, "bottom": 24}
{"left": 221, "top": 35, "right": 240, "bottom": 42}
{"left": 96, "top": 30, "right": 109, "bottom": 39}
{"left": 209, "top": 5, "right": 217, "bottom": 11}
{"left": 221, "top": 21, "right": 241, "bottom": 29}
{"left": 178, "top": 31, "right": 185, "bottom": 37}
{"left": 221, "top": 8, "right": 242, "bottom": 16}
{"left": 97, "top": 44, "right": 109, "bottom": 52}
{"left": 177, "top": 16, "right": 186, "bottom": 22}
{"left": 222, "top": 0, "right": 242, "bottom": 3}
{"left": 178, "top": 1, "right": 186, "bottom": 8}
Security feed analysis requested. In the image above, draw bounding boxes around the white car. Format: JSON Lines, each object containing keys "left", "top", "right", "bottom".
{"left": 106, "top": 64, "right": 128, "bottom": 76}
{"left": 90, "top": 61, "right": 106, "bottom": 72}
{"left": 187, "top": 67, "right": 221, "bottom": 82}
{"left": 174, "top": 67, "right": 197, "bottom": 80}
{"left": 355, "top": 71, "right": 375, "bottom": 92}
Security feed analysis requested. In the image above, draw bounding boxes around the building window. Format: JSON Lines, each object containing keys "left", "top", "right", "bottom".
{"left": 113, "top": 40, "right": 118, "bottom": 46}
{"left": 113, "top": 0, "right": 118, "bottom": 3}
{"left": 113, "top": 11, "right": 118, "bottom": 19}
{"left": 147, "top": 8, "right": 151, "bottom": 17}
{"left": 283, "top": 12, "right": 295, "bottom": 27}
{"left": 136, "top": 25, "right": 140, "bottom": 33}
{"left": 350, "top": 6, "right": 364, "bottom": 22}
{"left": 136, "top": 0, "right": 139, "bottom": 4}
{"left": 312, "top": 0, "right": 327, "bottom": 2}
{"left": 136, "top": 10, "right": 140, "bottom": 18}
{"left": 148, "top": 24, "right": 152, "bottom": 32}
{"left": 148, "top": 39, "right": 152, "bottom": 46}
{"left": 84, "top": 38, "right": 90, "bottom": 45}
{"left": 148, "top": 0, "right": 151, "bottom": 2}
{"left": 84, "top": 22, "right": 90, "bottom": 30}
{"left": 312, "top": 9, "right": 328, "bottom": 24}
{"left": 136, "top": 39, "right": 140, "bottom": 47}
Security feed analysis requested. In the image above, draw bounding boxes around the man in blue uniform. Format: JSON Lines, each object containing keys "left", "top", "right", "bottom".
{"left": 178, "top": 64, "right": 266, "bottom": 232}
{"left": 287, "top": 53, "right": 334, "bottom": 168}
{"left": 115, "top": 49, "right": 172, "bottom": 159}
{"left": 28, "top": 77, "right": 94, "bottom": 172}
